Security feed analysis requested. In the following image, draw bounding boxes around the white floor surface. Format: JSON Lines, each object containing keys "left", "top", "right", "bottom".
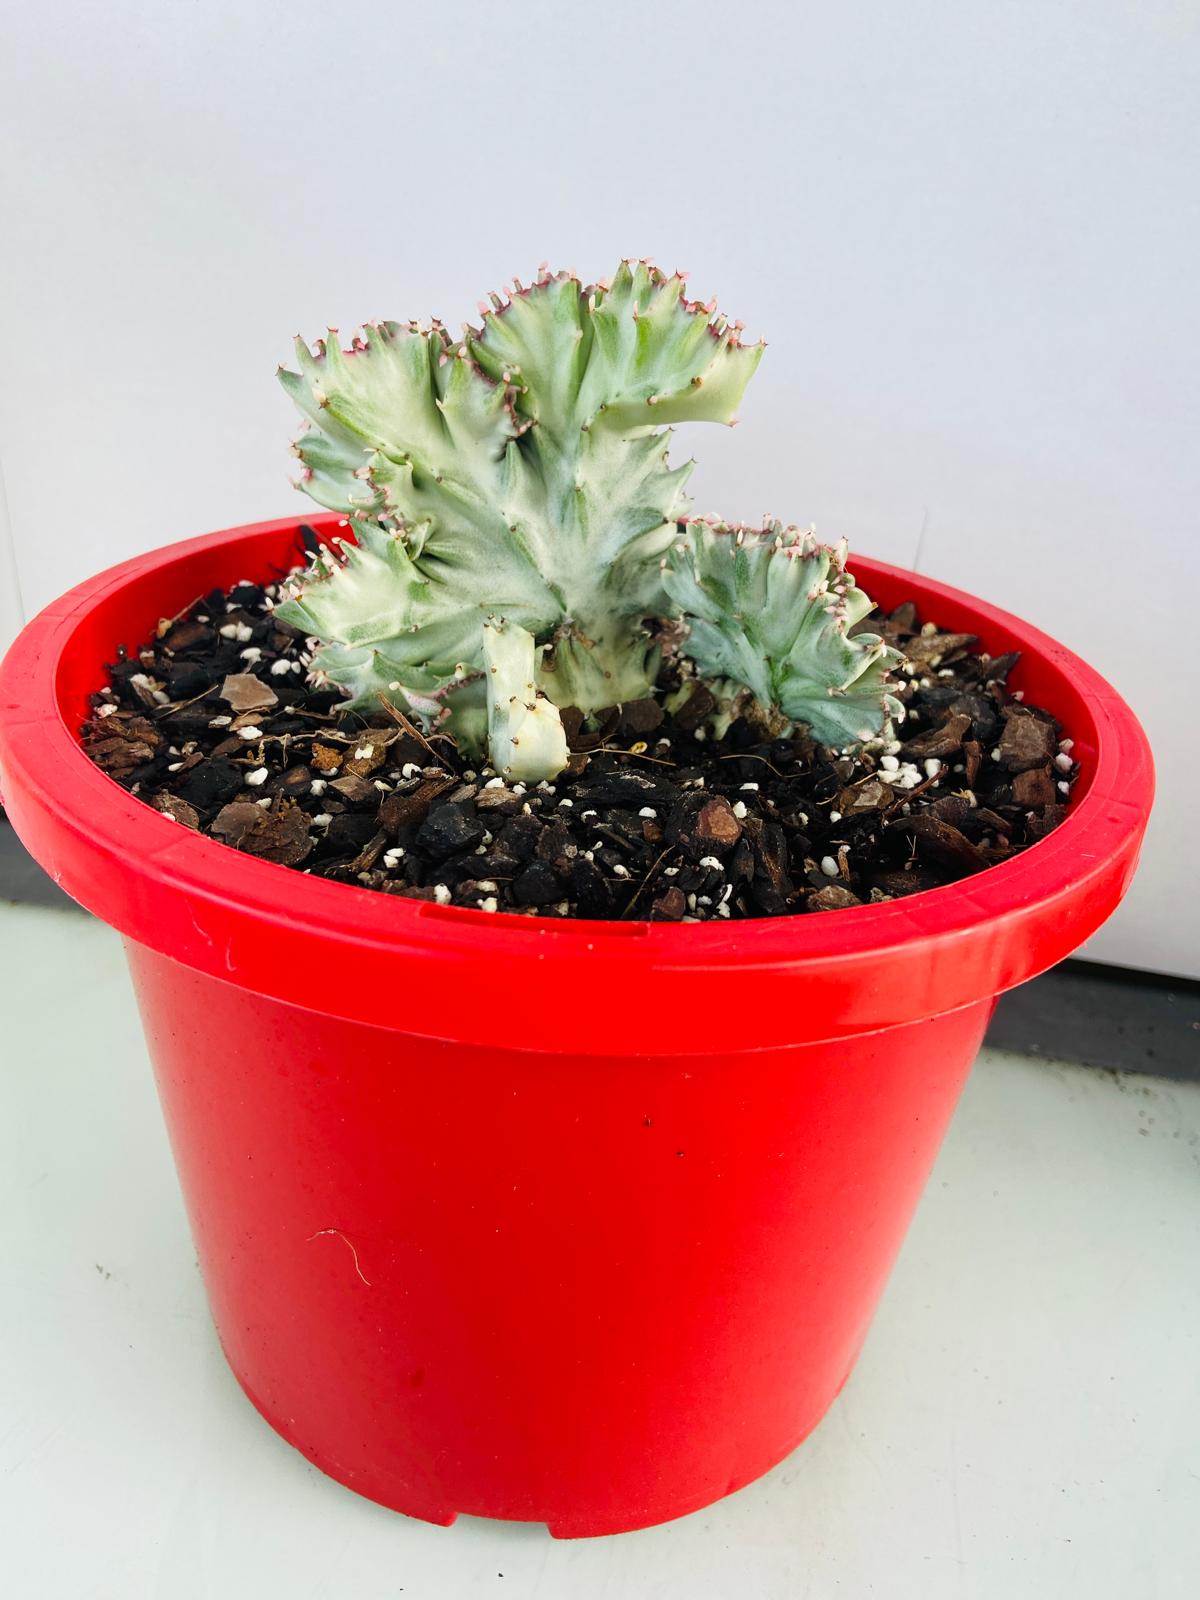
{"left": 1, "top": 904, "right": 1197, "bottom": 1599}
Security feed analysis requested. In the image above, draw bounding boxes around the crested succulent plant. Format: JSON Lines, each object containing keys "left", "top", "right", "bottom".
{"left": 662, "top": 519, "right": 905, "bottom": 747}
{"left": 274, "top": 262, "right": 763, "bottom": 773}
{"left": 274, "top": 261, "right": 902, "bottom": 779}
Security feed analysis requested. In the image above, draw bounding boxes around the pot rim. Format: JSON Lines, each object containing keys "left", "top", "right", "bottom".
{"left": 0, "top": 513, "right": 1154, "bottom": 1052}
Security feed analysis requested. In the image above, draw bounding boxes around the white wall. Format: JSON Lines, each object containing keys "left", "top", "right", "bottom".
{"left": 0, "top": 464, "right": 23, "bottom": 650}
{"left": 1, "top": 1, "right": 1195, "bottom": 975}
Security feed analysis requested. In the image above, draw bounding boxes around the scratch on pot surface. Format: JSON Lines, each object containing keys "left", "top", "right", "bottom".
{"left": 307, "top": 1229, "right": 372, "bottom": 1286}
{"left": 184, "top": 903, "right": 236, "bottom": 970}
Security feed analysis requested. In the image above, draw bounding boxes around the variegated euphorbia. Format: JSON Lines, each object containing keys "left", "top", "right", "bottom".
{"left": 274, "top": 262, "right": 901, "bottom": 778}
{"left": 662, "top": 519, "right": 905, "bottom": 747}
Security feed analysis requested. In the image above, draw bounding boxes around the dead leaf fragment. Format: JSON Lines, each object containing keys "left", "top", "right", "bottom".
{"left": 330, "top": 773, "right": 378, "bottom": 804}
{"left": 343, "top": 731, "right": 394, "bottom": 777}
{"left": 808, "top": 884, "right": 862, "bottom": 911}
{"left": 837, "top": 775, "right": 895, "bottom": 815}
{"left": 211, "top": 800, "right": 312, "bottom": 865}
{"left": 220, "top": 673, "right": 279, "bottom": 715}
{"left": 694, "top": 796, "right": 742, "bottom": 851}
{"left": 152, "top": 793, "right": 201, "bottom": 828}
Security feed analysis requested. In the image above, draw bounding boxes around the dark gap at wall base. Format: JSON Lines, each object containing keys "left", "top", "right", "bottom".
{"left": 3, "top": 813, "right": 1197, "bottom": 1081}
{"left": 987, "top": 960, "right": 1198, "bottom": 1084}
{"left": 1, "top": 811, "right": 77, "bottom": 912}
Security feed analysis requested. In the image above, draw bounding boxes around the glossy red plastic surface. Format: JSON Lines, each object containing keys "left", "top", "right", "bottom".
{"left": 0, "top": 514, "right": 1153, "bottom": 1534}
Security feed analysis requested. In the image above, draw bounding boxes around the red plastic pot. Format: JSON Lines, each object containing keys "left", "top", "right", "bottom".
{"left": 0, "top": 514, "right": 1152, "bottom": 1536}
